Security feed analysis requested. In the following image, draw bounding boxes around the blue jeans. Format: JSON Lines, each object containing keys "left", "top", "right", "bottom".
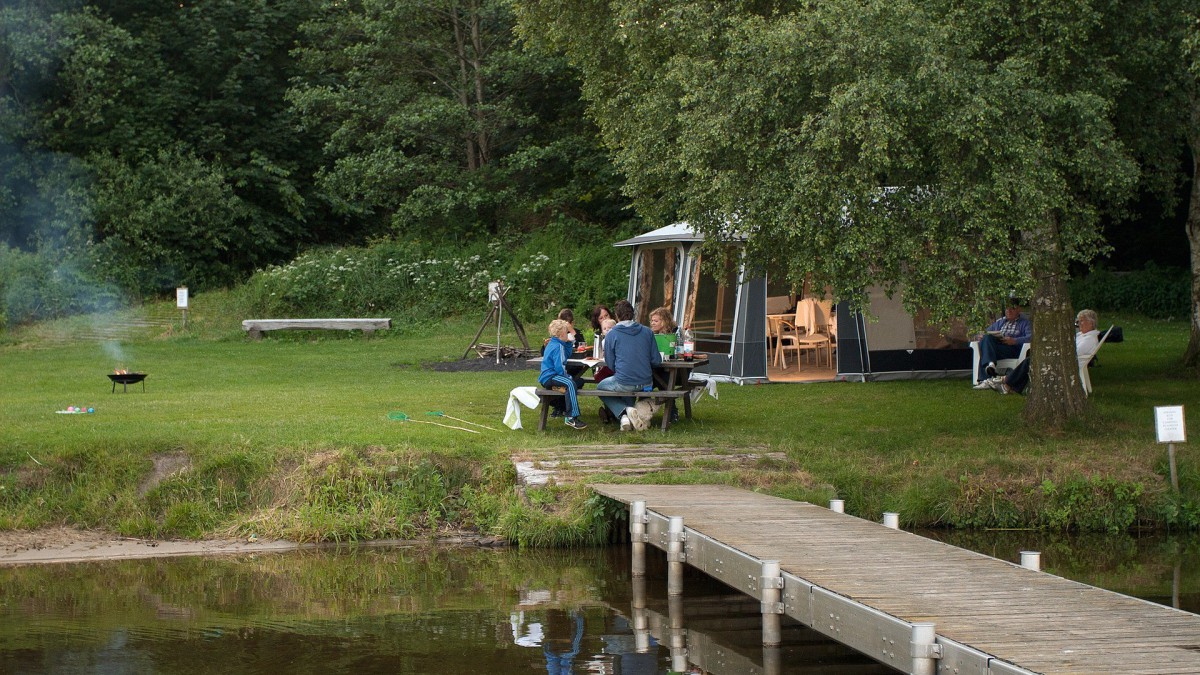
{"left": 1005, "top": 357, "right": 1031, "bottom": 394}
{"left": 596, "top": 378, "right": 643, "bottom": 418}
{"left": 978, "top": 334, "right": 1024, "bottom": 380}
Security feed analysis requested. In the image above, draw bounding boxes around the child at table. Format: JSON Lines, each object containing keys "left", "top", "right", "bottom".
{"left": 539, "top": 319, "right": 587, "bottom": 430}
{"left": 593, "top": 318, "right": 617, "bottom": 385}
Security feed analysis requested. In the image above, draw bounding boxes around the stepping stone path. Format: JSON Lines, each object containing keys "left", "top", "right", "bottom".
{"left": 513, "top": 444, "right": 786, "bottom": 486}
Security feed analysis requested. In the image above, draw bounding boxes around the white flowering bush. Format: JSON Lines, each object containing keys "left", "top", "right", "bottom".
{"left": 239, "top": 220, "right": 635, "bottom": 325}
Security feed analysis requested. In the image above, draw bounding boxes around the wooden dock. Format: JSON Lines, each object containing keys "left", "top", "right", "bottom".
{"left": 593, "top": 484, "right": 1200, "bottom": 675}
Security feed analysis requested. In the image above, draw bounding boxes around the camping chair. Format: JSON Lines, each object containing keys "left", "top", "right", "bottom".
{"left": 779, "top": 298, "right": 832, "bottom": 368}
{"left": 1079, "top": 326, "right": 1114, "bottom": 396}
{"left": 969, "top": 341, "right": 1031, "bottom": 387}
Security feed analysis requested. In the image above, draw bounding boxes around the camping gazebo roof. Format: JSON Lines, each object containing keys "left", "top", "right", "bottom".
{"left": 613, "top": 223, "right": 703, "bottom": 247}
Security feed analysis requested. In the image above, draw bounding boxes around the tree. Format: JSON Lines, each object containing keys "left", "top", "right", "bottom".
{"left": 287, "top": 0, "right": 627, "bottom": 240}
{"left": 515, "top": 0, "right": 1138, "bottom": 425}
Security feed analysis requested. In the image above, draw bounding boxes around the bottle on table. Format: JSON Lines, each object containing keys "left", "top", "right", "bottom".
{"left": 682, "top": 327, "right": 695, "bottom": 361}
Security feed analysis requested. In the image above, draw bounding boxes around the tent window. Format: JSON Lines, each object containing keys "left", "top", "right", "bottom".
{"left": 683, "top": 254, "right": 738, "bottom": 354}
{"left": 634, "top": 247, "right": 679, "bottom": 322}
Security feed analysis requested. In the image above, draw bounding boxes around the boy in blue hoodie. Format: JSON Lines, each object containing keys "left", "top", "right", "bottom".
{"left": 539, "top": 319, "right": 587, "bottom": 430}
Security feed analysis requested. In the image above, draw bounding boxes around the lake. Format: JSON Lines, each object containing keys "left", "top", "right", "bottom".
{"left": 0, "top": 531, "right": 1195, "bottom": 674}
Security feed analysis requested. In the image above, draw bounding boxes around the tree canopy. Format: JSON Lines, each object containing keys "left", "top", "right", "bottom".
{"left": 515, "top": 0, "right": 1150, "bottom": 424}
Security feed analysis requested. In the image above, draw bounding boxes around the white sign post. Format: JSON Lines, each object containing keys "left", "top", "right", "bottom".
{"left": 176, "top": 287, "right": 189, "bottom": 328}
{"left": 1154, "top": 405, "right": 1187, "bottom": 491}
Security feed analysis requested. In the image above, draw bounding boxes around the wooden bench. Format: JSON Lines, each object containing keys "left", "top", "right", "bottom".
{"left": 535, "top": 388, "right": 692, "bottom": 432}
{"left": 242, "top": 318, "right": 392, "bottom": 339}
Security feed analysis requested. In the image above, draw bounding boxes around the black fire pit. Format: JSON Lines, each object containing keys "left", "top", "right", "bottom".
{"left": 108, "top": 373, "right": 147, "bottom": 393}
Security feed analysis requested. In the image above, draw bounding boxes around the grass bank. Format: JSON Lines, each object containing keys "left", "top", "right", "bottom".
{"left": 1, "top": 294, "right": 1197, "bottom": 545}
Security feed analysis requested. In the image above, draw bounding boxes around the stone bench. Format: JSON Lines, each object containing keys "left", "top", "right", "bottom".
{"left": 535, "top": 387, "right": 691, "bottom": 432}
{"left": 242, "top": 318, "right": 392, "bottom": 339}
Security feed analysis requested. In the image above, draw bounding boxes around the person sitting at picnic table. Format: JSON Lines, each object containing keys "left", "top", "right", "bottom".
{"left": 597, "top": 300, "right": 661, "bottom": 431}
{"left": 983, "top": 309, "right": 1100, "bottom": 395}
{"left": 649, "top": 306, "right": 677, "bottom": 336}
{"left": 542, "top": 308, "right": 588, "bottom": 418}
{"left": 539, "top": 319, "right": 587, "bottom": 430}
{"left": 592, "top": 318, "right": 617, "bottom": 387}
{"left": 589, "top": 304, "right": 613, "bottom": 333}
{"left": 973, "top": 297, "right": 1032, "bottom": 387}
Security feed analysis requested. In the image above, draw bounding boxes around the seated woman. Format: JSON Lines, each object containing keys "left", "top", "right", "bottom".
{"left": 589, "top": 305, "right": 613, "bottom": 334}
{"left": 649, "top": 306, "right": 677, "bottom": 336}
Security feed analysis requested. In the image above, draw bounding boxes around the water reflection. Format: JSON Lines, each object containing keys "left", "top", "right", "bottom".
{"left": 2, "top": 531, "right": 1194, "bottom": 674}
{"left": 0, "top": 546, "right": 892, "bottom": 674}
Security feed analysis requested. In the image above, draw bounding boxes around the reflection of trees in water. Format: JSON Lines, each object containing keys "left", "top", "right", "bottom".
{"left": 0, "top": 546, "right": 621, "bottom": 645}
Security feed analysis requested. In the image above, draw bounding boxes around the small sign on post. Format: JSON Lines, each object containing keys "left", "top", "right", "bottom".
{"left": 176, "top": 286, "right": 189, "bottom": 328}
{"left": 1154, "top": 405, "right": 1186, "bottom": 491}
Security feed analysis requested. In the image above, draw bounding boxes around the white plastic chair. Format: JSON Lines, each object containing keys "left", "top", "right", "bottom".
{"left": 1079, "top": 326, "right": 1113, "bottom": 396}
{"left": 969, "top": 341, "right": 1031, "bottom": 386}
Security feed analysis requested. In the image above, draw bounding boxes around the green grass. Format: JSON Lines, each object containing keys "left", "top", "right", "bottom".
{"left": 1, "top": 295, "right": 1198, "bottom": 543}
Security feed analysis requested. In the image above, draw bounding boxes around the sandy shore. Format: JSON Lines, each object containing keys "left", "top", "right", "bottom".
{"left": 0, "top": 528, "right": 504, "bottom": 566}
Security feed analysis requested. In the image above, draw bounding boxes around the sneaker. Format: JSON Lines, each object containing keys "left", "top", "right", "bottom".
{"left": 972, "top": 379, "right": 994, "bottom": 390}
{"left": 984, "top": 362, "right": 997, "bottom": 378}
{"left": 598, "top": 406, "right": 614, "bottom": 424}
{"left": 619, "top": 414, "right": 632, "bottom": 431}
{"left": 565, "top": 417, "right": 587, "bottom": 430}
{"left": 549, "top": 408, "right": 565, "bottom": 418}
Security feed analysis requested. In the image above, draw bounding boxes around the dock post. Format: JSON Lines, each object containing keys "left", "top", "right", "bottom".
{"left": 667, "top": 516, "right": 685, "bottom": 595}
{"left": 760, "top": 560, "right": 783, "bottom": 646}
{"left": 631, "top": 576, "right": 651, "bottom": 653}
{"left": 910, "top": 622, "right": 940, "bottom": 675}
{"left": 668, "top": 594, "right": 687, "bottom": 672}
{"left": 762, "top": 646, "right": 781, "bottom": 675}
{"left": 829, "top": 499, "right": 844, "bottom": 513}
{"left": 883, "top": 512, "right": 900, "bottom": 529}
{"left": 630, "top": 500, "right": 647, "bottom": 577}
{"left": 1020, "top": 551, "right": 1041, "bottom": 571}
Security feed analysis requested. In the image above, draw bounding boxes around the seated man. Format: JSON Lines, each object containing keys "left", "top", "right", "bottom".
{"left": 973, "top": 298, "right": 1032, "bottom": 387}
{"left": 986, "top": 309, "right": 1100, "bottom": 394}
{"left": 596, "top": 299, "right": 661, "bottom": 430}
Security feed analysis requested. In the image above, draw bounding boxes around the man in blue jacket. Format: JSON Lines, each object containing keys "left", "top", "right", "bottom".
{"left": 597, "top": 300, "right": 661, "bottom": 431}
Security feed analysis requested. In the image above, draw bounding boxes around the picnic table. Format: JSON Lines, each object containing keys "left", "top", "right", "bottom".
{"left": 532, "top": 354, "right": 709, "bottom": 431}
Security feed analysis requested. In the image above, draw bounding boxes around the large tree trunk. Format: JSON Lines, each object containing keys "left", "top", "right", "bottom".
{"left": 1024, "top": 220, "right": 1087, "bottom": 426}
{"left": 1184, "top": 125, "right": 1200, "bottom": 371}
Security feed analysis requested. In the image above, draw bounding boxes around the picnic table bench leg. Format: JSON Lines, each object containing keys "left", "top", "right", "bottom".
{"left": 538, "top": 396, "right": 550, "bottom": 431}
{"left": 683, "top": 391, "right": 693, "bottom": 420}
{"left": 660, "top": 399, "right": 672, "bottom": 431}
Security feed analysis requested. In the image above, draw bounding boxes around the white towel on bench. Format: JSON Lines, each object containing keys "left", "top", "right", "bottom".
{"left": 503, "top": 386, "right": 541, "bottom": 430}
{"left": 689, "top": 378, "right": 718, "bottom": 403}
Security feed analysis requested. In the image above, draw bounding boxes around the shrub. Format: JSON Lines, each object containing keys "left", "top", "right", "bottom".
{"left": 0, "top": 245, "right": 123, "bottom": 327}
{"left": 1069, "top": 263, "right": 1189, "bottom": 319}
{"left": 237, "top": 219, "right": 636, "bottom": 325}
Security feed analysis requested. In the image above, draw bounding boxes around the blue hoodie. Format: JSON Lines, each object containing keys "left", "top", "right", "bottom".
{"left": 604, "top": 320, "right": 661, "bottom": 387}
{"left": 539, "top": 336, "right": 572, "bottom": 385}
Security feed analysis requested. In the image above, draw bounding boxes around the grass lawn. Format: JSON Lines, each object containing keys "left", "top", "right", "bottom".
{"left": 1, "top": 298, "right": 1197, "bottom": 543}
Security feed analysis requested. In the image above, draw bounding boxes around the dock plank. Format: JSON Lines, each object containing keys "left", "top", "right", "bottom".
{"left": 593, "top": 484, "right": 1200, "bottom": 675}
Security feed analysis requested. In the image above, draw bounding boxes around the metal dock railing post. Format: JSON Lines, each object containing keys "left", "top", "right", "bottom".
{"left": 760, "top": 560, "right": 783, "bottom": 646}
{"left": 883, "top": 512, "right": 900, "bottom": 529}
{"left": 630, "top": 500, "right": 647, "bottom": 577}
{"left": 1020, "top": 551, "right": 1041, "bottom": 571}
{"left": 910, "top": 622, "right": 940, "bottom": 675}
{"left": 829, "top": 499, "right": 845, "bottom": 513}
{"left": 667, "top": 516, "right": 685, "bottom": 596}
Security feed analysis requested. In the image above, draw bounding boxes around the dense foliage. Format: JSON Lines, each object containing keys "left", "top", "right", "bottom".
{"left": 0, "top": 0, "right": 628, "bottom": 303}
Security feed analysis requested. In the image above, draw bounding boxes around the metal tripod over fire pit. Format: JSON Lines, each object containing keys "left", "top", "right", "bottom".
{"left": 461, "top": 281, "right": 531, "bottom": 363}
